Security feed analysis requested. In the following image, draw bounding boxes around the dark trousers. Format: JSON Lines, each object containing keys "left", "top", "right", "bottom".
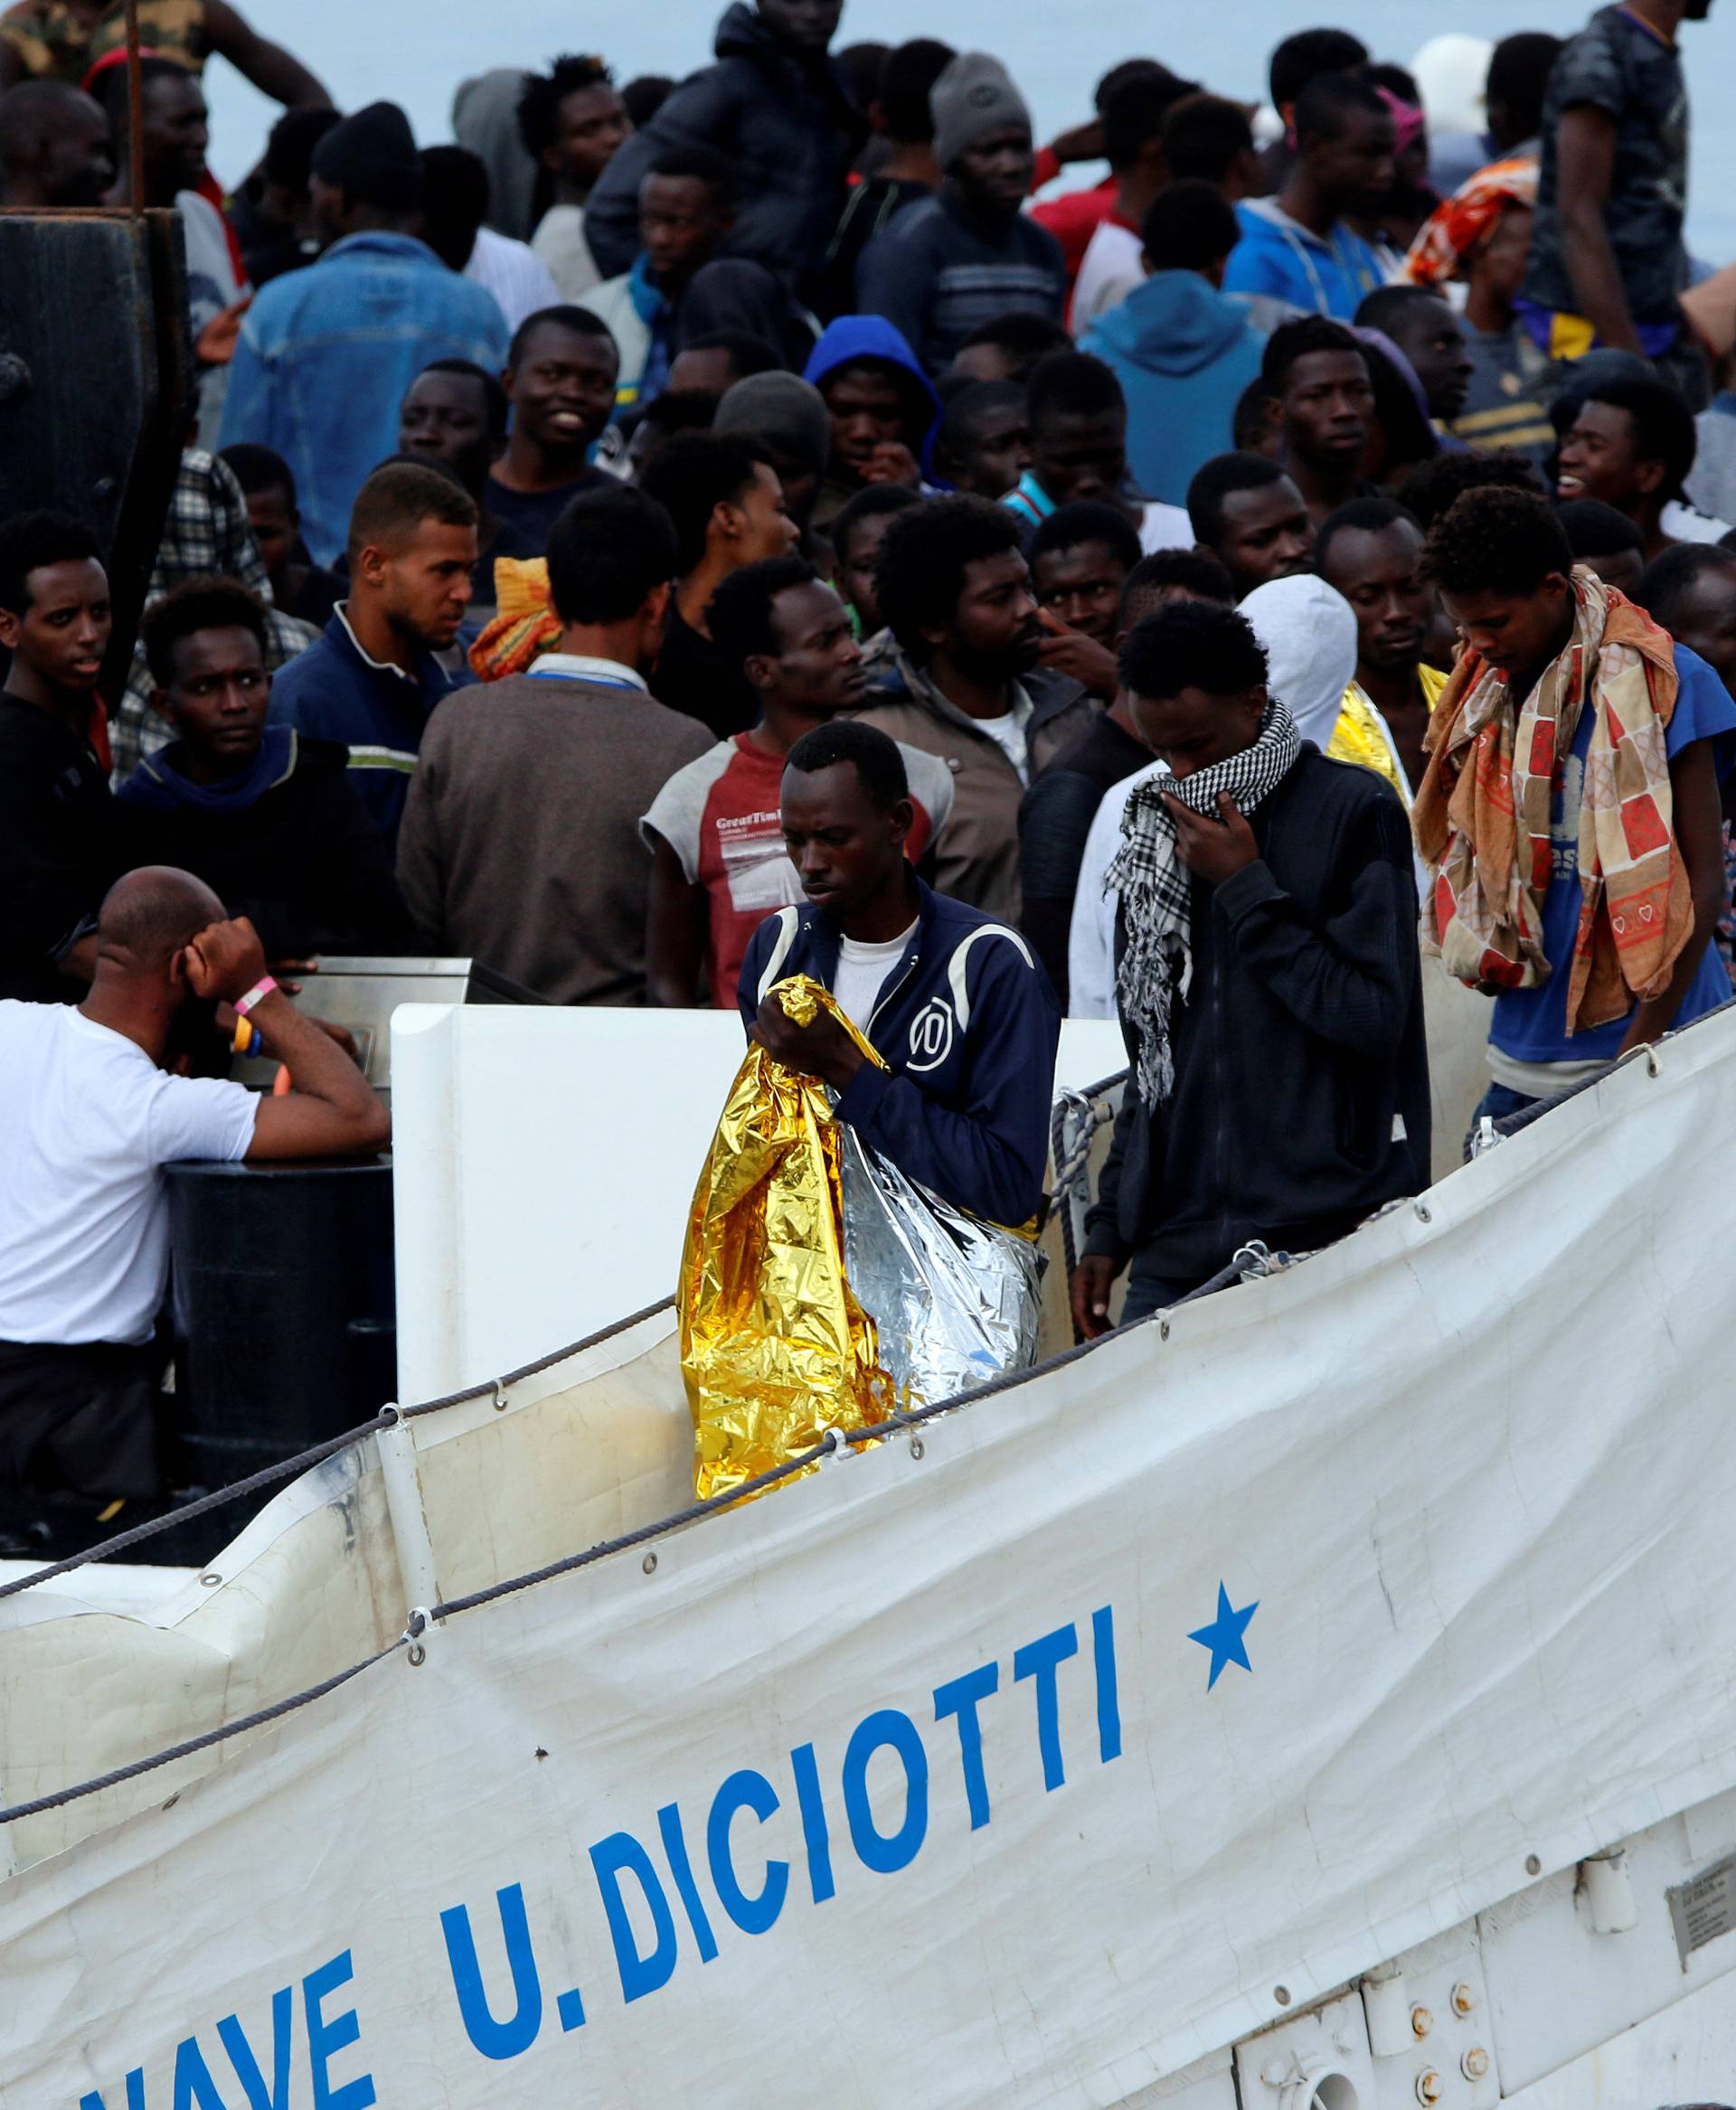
{"left": 0, "top": 1337, "right": 164, "bottom": 1508}
{"left": 1120, "top": 1216, "right": 1363, "bottom": 1323}
{"left": 1121, "top": 1267, "right": 1214, "bottom": 1326}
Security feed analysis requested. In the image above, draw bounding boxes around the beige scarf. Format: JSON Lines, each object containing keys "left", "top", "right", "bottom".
{"left": 1412, "top": 569, "right": 1691, "bottom": 1032}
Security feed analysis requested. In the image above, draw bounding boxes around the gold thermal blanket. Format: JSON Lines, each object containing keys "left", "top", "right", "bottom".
{"left": 677, "top": 978, "right": 893, "bottom": 1499}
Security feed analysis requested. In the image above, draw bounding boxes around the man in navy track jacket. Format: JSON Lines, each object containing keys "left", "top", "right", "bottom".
{"left": 737, "top": 719, "right": 1060, "bottom": 1227}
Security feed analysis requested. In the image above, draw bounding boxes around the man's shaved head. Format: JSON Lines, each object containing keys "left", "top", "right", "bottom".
{"left": 0, "top": 80, "right": 95, "bottom": 155}
{"left": 97, "top": 866, "right": 224, "bottom": 969}
{"left": 0, "top": 81, "right": 113, "bottom": 206}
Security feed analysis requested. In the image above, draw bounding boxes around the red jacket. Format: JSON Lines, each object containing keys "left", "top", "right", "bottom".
{"left": 1029, "top": 173, "right": 1130, "bottom": 290}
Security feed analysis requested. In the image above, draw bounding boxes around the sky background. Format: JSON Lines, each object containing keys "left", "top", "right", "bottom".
{"left": 202, "top": 0, "right": 1736, "bottom": 259}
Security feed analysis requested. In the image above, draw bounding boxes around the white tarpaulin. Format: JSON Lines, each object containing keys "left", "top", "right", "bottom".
{"left": 5, "top": 1013, "right": 1736, "bottom": 2108}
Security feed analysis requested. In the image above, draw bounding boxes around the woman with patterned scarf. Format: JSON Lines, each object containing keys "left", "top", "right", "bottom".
{"left": 1414, "top": 486, "right": 1736, "bottom": 1135}
{"left": 1071, "top": 599, "right": 1429, "bottom": 1337}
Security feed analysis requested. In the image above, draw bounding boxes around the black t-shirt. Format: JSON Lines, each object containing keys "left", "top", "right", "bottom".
{"left": 817, "top": 174, "right": 932, "bottom": 323}
{"left": 283, "top": 562, "right": 344, "bottom": 629}
{"left": 1016, "top": 710, "right": 1150, "bottom": 1008}
{"left": 1524, "top": 5, "right": 1688, "bottom": 326}
{"left": 652, "top": 608, "right": 760, "bottom": 741}
{"left": 229, "top": 184, "right": 318, "bottom": 287}
{"left": 0, "top": 692, "right": 118, "bottom": 1003}
{"left": 483, "top": 468, "right": 612, "bottom": 555}
{"left": 469, "top": 511, "right": 542, "bottom": 612}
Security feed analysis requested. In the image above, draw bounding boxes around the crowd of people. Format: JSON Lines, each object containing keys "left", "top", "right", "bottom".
{"left": 4, "top": 0, "right": 1736, "bottom": 1541}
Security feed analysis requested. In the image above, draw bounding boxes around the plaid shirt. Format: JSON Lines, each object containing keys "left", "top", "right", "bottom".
{"left": 109, "top": 448, "right": 318, "bottom": 782}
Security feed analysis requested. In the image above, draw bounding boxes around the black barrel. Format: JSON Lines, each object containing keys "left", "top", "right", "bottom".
{"left": 164, "top": 1156, "right": 395, "bottom": 1487}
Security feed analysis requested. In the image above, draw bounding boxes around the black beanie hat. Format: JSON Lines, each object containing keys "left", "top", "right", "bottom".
{"left": 310, "top": 101, "right": 423, "bottom": 211}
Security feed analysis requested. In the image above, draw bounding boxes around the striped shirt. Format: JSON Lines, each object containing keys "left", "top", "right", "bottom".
{"left": 1448, "top": 324, "right": 1555, "bottom": 467}
{"left": 854, "top": 191, "right": 1066, "bottom": 374}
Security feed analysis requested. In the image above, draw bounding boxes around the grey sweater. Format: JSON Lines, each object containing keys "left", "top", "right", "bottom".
{"left": 396, "top": 666, "right": 712, "bottom": 1004}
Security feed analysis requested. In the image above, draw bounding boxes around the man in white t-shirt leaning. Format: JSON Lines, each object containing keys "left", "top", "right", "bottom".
{"left": 0, "top": 867, "right": 388, "bottom": 1551}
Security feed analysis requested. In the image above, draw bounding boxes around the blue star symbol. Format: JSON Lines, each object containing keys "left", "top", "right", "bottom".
{"left": 1189, "top": 1583, "right": 1259, "bottom": 1691}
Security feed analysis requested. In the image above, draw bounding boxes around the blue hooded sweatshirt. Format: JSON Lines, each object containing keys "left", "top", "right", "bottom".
{"left": 1080, "top": 272, "right": 1266, "bottom": 506}
{"left": 803, "top": 315, "right": 942, "bottom": 476}
{"left": 1221, "top": 198, "right": 1389, "bottom": 321}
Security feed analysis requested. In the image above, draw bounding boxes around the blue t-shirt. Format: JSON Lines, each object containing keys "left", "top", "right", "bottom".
{"left": 1493, "top": 643, "right": 1736, "bottom": 1066}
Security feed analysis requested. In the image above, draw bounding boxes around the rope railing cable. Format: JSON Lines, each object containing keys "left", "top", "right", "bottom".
{"left": 0, "top": 1412, "right": 397, "bottom": 1605}
{"left": 0, "top": 1300, "right": 680, "bottom": 1601}
{"left": 398, "top": 1297, "right": 675, "bottom": 1419}
{"left": 1471, "top": 1006, "right": 1721, "bottom": 1150}
{"left": 0, "top": 1110, "right": 1123, "bottom": 1604}
{"left": 1049, "top": 1071, "right": 1124, "bottom": 1326}
{"left": 0, "top": 1083, "right": 1137, "bottom": 1601}
{"left": 0, "top": 1435, "right": 851, "bottom": 1824}
{"left": 0, "top": 1634, "right": 412, "bottom": 1824}
{"left": 1052, "top": 1069, "right": 1125, "bottom": 1170}
{"left": 2, "top": 1079, "right": 1130, "bottom": 1605}
{"left": 0, "top": 1350, "right": 1084, "bottom": 1823}
{"left": 1050, "top": 1085, "right": 1118, "bottom": 1201}
{"left": 429, "top": 1431, "right": 848, "bottom": 1620}
{"left": 428, "top": 1328, "right": 1135, "bottom": 1628}
{"left": 0, "top": 1291, "right": 1167, "bottom": 1825}
{"left": 1, "top": 1226, "right": 1320, "bottom": 1823}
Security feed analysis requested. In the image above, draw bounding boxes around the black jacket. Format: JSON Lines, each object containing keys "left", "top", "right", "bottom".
{"left": 584, "top": 5, "right": 865, "bottom": 291}
{"left": 1085, "top": 750, "right": 1429, "bottom": 1282}
{"left": 653, "top": 607, "right": 760, "bottom": 740}
{"left": 117, "top": 734, "right": 413, "bottom": 962}
{"left": 816, "top": 174, "right": 932, "bottom": 323}
{"left": 1017, "top": 710, "right": 1152, "bottom": 1009}
{"left": 0, "top": 692, "right": 119, "bottom": 1003}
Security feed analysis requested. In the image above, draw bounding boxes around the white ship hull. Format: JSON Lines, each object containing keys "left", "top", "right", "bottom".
{"left": 5, "top": 1006, "right": 1736, "bottom": 2108}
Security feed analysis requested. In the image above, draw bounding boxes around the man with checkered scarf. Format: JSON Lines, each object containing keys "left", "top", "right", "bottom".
{"left": 1071, "top": 598, "right": 1430, "bottom": 1334}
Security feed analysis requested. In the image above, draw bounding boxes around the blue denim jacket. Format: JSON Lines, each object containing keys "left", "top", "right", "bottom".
{"left": 219, "top": 233, "right": 509, "bottom": 565}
